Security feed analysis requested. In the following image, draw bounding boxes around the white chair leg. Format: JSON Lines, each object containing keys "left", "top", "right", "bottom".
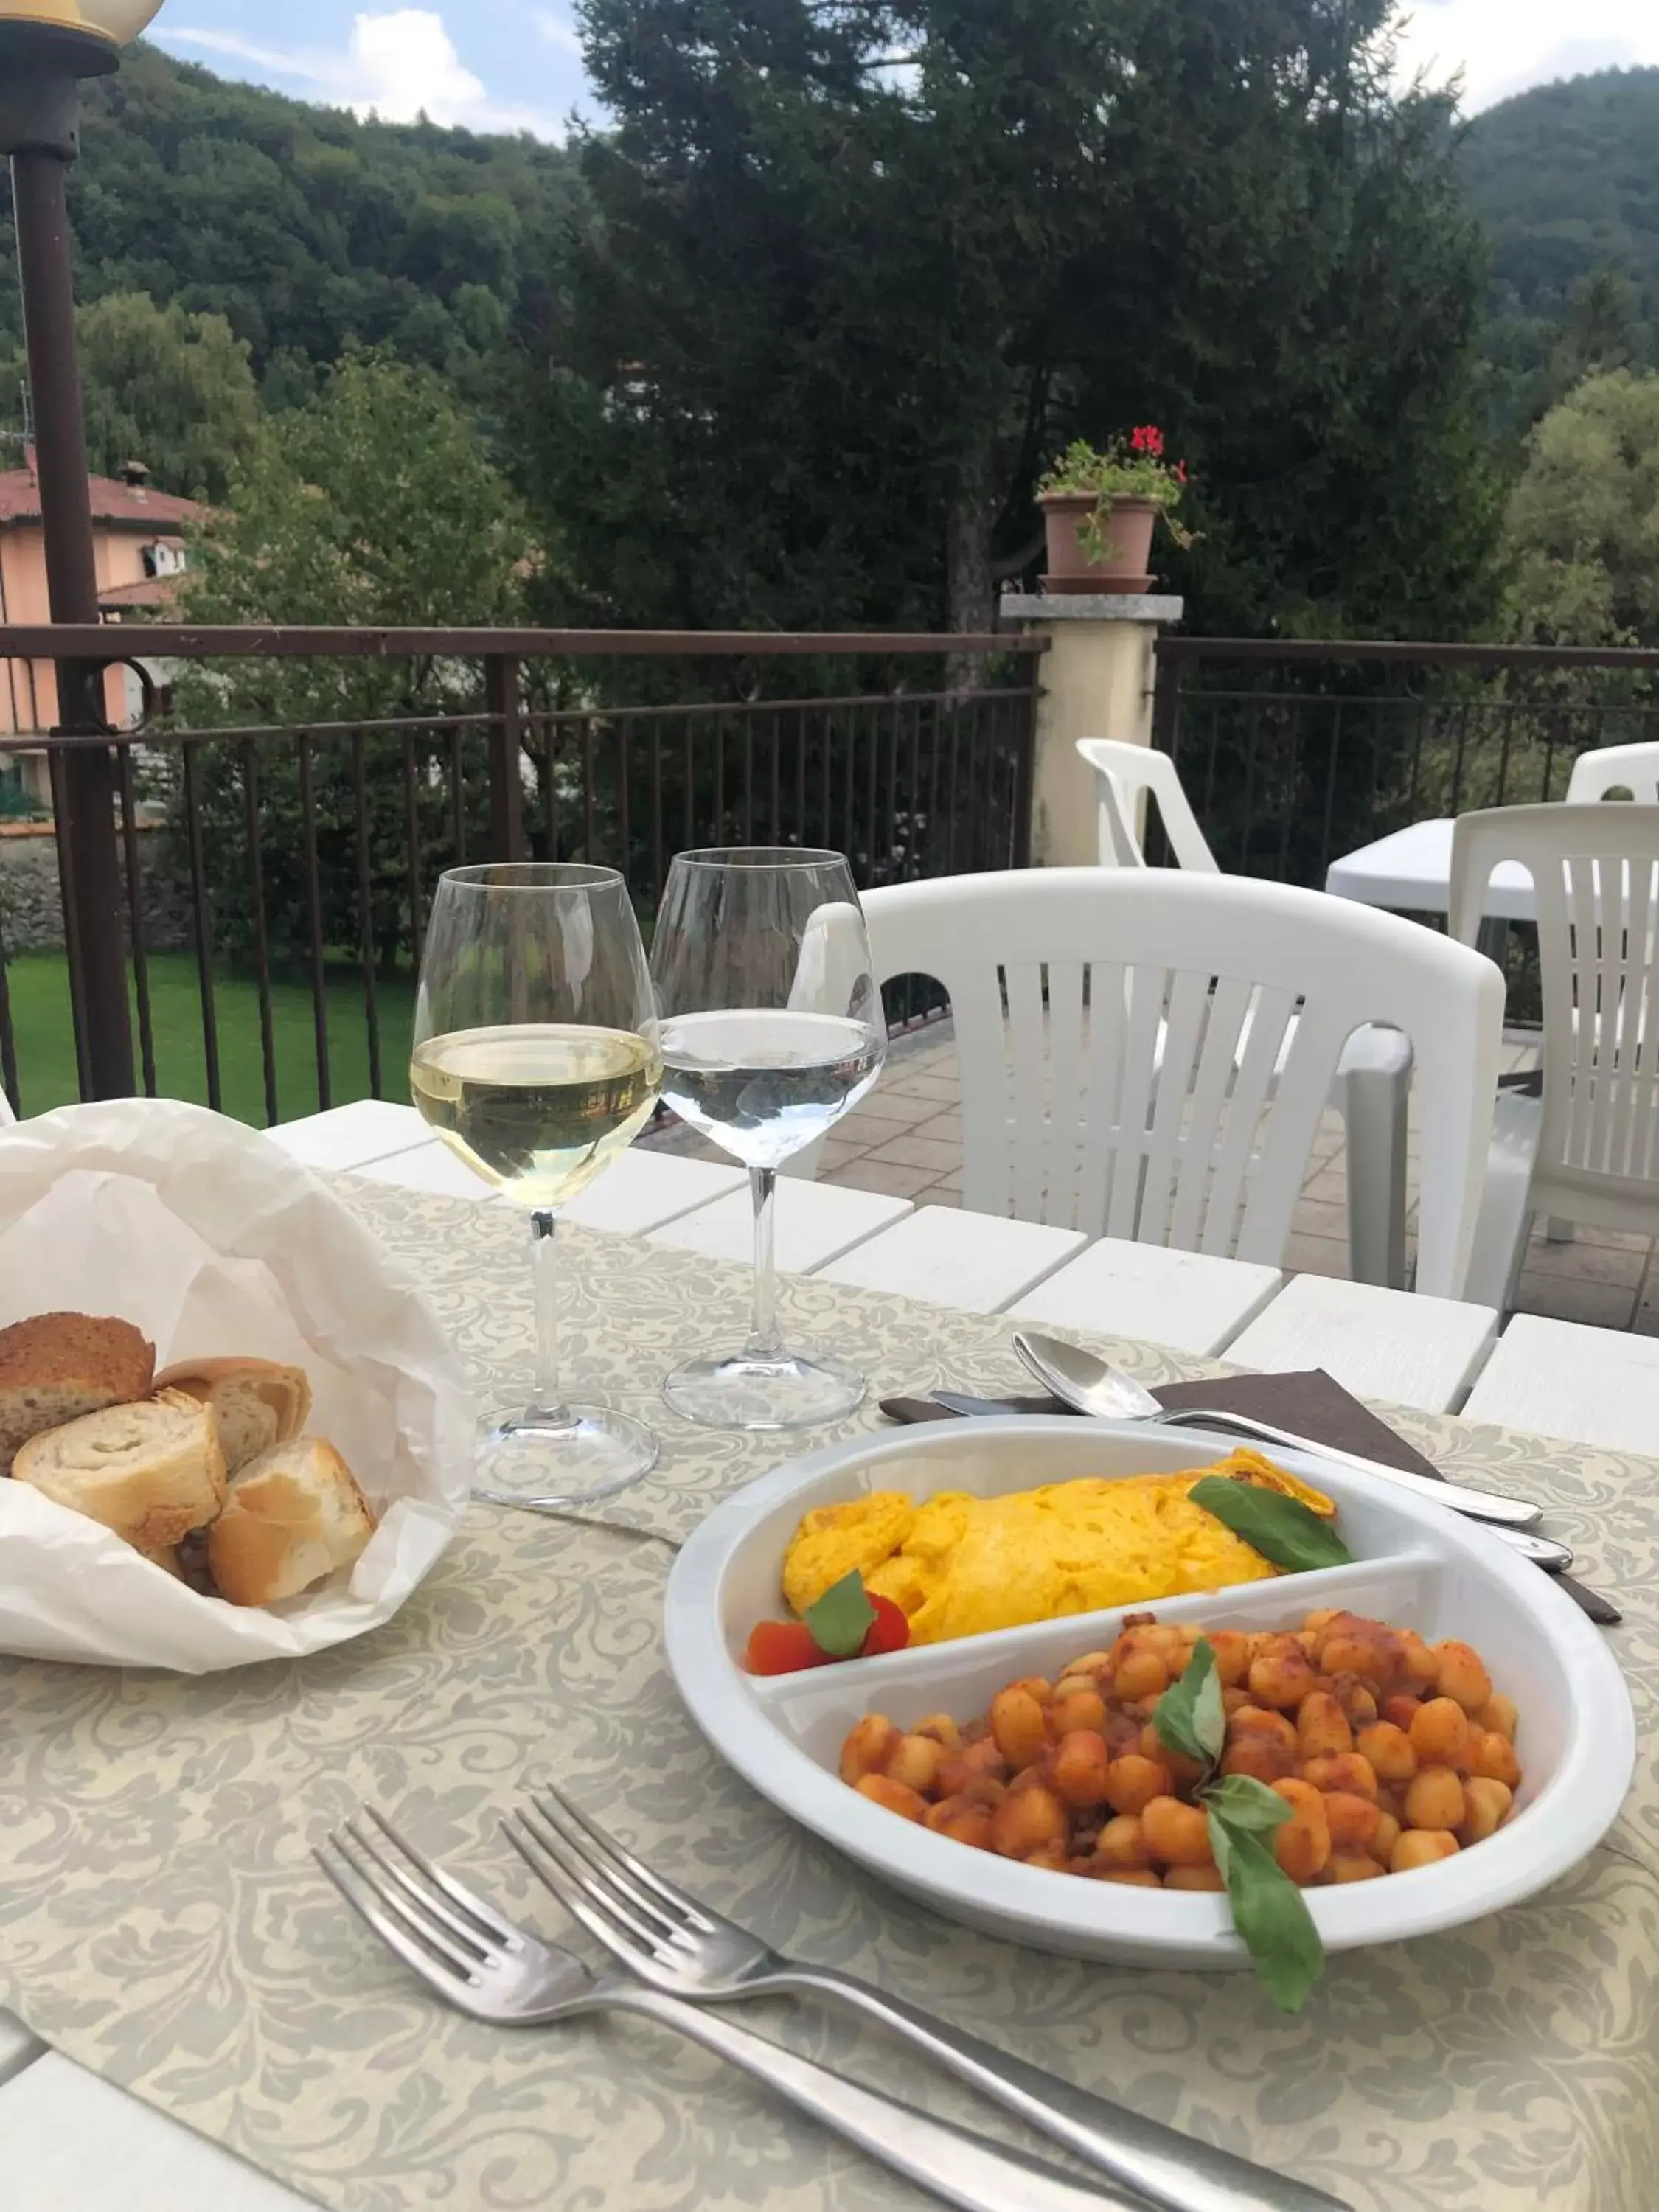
{"left": 1341, "top": 1060, "right": 1408, "bottom": 1288}
{"left": 1464, "top": 1093, "right": 1541, "bottom": 1312}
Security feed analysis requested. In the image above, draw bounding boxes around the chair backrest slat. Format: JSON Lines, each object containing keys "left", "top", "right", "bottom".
{"left": 1003, "top": 958, "right": 1048, "bottom": 1224}
{"left": 1043, "top": 957, "right": 1086, "bottom": 1227}
{"left": 1076, "top": 959, "right": 1127, "bottom": 1232}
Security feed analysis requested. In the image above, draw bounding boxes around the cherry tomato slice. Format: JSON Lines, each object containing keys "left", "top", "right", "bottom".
{"left": 859, "top": 1593, "right": 911, "bottom": 1658}
{"left": 743, "top": 1620, "right": 834, "bottom": 1675}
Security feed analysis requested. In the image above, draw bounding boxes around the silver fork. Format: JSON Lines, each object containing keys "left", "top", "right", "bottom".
{"left": 315, "top": 1808, "right": 1142, "bottom": 2212}
{"left": 507, "top": 1787, "right": 1352, "bottom": 2212}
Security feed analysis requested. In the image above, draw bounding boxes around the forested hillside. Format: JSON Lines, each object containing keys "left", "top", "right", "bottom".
{"left": 0, "top": 42, "right": 579, "bottom": 420}
{"left": 1462, "top": 66, "right": 1659, "bottom": 417}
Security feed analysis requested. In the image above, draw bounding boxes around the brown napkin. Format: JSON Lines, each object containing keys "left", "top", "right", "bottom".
{"left": 882, "top": 1368, "right": 1441, "bottom": 1475}
{"left": 880, "top": 1370, "right": 1621, "bottom": 1624}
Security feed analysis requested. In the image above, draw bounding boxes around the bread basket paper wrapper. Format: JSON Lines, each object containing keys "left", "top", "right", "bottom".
{"left": 0, "top": 1099, "right": 475, "bottom": 1671}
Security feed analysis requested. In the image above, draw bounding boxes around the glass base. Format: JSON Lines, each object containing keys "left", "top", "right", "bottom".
{"left": 662, "top": 1346, "right": 866, "bottom": 1433}
{"left": 473, "top": 1402, "right": 659, "bottom": 1509}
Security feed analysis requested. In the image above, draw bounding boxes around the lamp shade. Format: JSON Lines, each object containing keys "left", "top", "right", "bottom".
{"left": 0, "top": 0, "right": 163, "bottom": 41}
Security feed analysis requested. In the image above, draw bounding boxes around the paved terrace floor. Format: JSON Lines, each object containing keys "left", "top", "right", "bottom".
{"left": 647, "top": 1022, "right": 1656, "bottom": 1332}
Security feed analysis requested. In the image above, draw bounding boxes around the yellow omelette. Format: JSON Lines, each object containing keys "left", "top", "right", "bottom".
{"left": 780, "top": 1450, "right": 1335, "bottom": 1647}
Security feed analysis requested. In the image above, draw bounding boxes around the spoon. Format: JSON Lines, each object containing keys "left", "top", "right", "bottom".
{"left": 1011, "top": 1329, "right": 1546, "bottom": 1534}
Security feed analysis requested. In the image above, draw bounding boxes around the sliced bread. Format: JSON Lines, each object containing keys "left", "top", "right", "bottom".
{"left": 0, "top": 1312, "right": 156, "bottom": 1478}
{"left": 153, "top": 1357, "right": 313, "bottom": 1475}
{"left": 207, "top": 1436, "right": 376, "bottom": 1607}
{"left": 12, "top": 1388, "right": 227, "bottom": 1553}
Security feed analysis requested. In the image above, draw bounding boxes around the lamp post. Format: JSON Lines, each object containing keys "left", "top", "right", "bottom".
{"left": 0, "top": 3, "right": 164, "bottom": 1098}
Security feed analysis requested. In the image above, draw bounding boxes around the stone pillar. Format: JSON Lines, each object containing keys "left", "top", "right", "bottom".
{"left": 1001, "top": 593, "right": 1183, "bottom": 866}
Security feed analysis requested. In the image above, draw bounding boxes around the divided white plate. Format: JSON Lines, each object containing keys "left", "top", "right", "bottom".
{"left": 664, "top": 1417, "right": 1635, "bottom": 1969}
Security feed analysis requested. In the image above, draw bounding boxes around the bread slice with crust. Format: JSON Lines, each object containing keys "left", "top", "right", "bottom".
{"left": 12, "top": 1388, "right": 226, "bottom": 1553}
{"left": 153, "top": 1357, "right": 313, "bottom": 1475}
{"left": 0, "top": 1312, "right": 156, "bottom": 1478}
{"left": 208, "top": 1436, "right": 375, "bottom": 1607}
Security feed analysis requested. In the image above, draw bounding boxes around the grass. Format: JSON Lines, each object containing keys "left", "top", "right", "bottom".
{"left": 2, "top": 950, "right": 417, "bottom": 1125}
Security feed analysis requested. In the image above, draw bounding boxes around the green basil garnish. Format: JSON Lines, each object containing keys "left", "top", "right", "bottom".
{"left": 1202, "top": 1772, "right": 1297, "bottom": 1834}
{"left": 1153, "top": 1642, "right": 1329, "bottom": 2012}
{"left": 1206, "top": 1811, "right": 1326, "bottom": 2014}
{"left": 1152, "top": 1635, "right": 1225, "bottom": 1766}
{"left": 1189, "top": 1475, "right": 1353, "bottom": 1573}
{"left": 802, "top": 1568, "right": 876, "bottom": 1658}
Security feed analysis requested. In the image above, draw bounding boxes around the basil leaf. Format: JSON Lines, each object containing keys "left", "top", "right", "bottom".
{"left": 1206, "top": 1811, "right": 1326, "bottom": 2014}
{"left": 1153, "top": 1637, "right": 1225, "bottom": 1768}
{"left": 1189, "top": 1475, "right": 1353, "bottom": 1573}
{"left": 1203, "top": 1773, "right": 1293, "bottom": 1834}
{"left": 803, "top": 1569, "right": 877, "bottom": 1658}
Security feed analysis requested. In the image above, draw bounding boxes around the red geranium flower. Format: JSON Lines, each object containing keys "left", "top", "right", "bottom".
{"left": 1130, "top": 423, "right": 1165, "bottom": 456}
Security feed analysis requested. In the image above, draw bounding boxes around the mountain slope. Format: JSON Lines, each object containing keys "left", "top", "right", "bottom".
{"left": 0, "top": 43, "right": 580, "bottom": 415}
{"left": 1462, "top": 66, "right": 1659, "bottom": 408}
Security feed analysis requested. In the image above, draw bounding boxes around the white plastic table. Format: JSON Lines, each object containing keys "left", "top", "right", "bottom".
{"left": 1325, "top": 817, "right": 1540, "bottom": 920}
{"left": 1, "top": 1101, "right": 1603, "bottom": 2211}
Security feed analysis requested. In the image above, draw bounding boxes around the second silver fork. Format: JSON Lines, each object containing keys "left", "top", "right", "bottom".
{"left": 507, "top": 1785, "right": 1352, "bottom": 2212}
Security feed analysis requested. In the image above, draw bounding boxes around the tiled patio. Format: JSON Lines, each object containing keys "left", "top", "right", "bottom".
{"left": 648, "top": 1021, "right": 1659, "bottom": 1332}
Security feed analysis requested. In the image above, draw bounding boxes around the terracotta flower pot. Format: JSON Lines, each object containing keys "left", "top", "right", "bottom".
{"left": 1038, "top": 492, "right": 1158, "bottom": 595}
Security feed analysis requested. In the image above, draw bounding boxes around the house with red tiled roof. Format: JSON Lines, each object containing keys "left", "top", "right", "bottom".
{"left": 0, "top": 445, "right": 204, "bottom": 807}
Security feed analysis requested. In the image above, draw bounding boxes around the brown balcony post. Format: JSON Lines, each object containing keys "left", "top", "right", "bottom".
{"left": 484, "top": 650, "right": 526, "bottom": 861}
{"left": 5, "top": 50, "right": 135, "bottom": 1098}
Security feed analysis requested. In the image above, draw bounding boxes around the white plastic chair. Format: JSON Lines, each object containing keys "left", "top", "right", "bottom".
{"left": 1077, "top": 737, "right": 1220, "bottom": 874}
{"left": 1565, "top": 741, "right": 1659, "bottom": 805}
{"left": 1452, "top": 803, "right": 1659, "bottom": 1309}
{"left": 856, "top": 869, "right": 1503, "bottom": 1297}
{"left": 1077, "top": 737, "right": 1416, "bottom": 1289}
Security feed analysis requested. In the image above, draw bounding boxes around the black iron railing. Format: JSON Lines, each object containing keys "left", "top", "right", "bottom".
{"left": 1149, "top": 636, "right": 1659, "bottom": 1027}
{"left": 1150, "top": 637, "right": 1659, "bottom": 887}
{"left": 0, "top": 626, "right": 1042, "bottom": 1123}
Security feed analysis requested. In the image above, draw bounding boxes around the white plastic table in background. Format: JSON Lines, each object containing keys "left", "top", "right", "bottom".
{"left": 1325, "top": 818, "right": 1537, "bottom": 921}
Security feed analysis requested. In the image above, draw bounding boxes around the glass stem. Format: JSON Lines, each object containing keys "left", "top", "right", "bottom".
{"left": 528, "top": 1210, "right": 574, "bottom": 1427}
{"left": 744, "top": 1165, "right": 785, "bottom": 1361}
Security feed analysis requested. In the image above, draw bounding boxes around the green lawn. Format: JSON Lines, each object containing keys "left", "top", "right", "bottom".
{"left": 2, "top": 950, "right": 417, "bottom": 1126}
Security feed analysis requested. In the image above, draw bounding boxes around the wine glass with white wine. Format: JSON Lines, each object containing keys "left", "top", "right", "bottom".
{"left": 650, "top": 848, "right": 887, "bottom": 1430}
{"left": 411, "top": 862, "right": 662, "bottom": 1504}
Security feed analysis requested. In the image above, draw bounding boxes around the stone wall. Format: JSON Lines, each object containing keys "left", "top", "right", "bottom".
{"left": 0, "top": 825, "right": 194, "bottom": 955}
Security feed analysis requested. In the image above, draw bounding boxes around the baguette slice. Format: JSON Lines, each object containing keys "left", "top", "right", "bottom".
{"left": 153, "top": 1357, "right": 313, "bottom": 1476}
{"left": 12, "top": 1388, "right": 227, "bottom": 1554}
{"left": 207, "top": 1436, "right": 375, "bottom": 1607}
{"left": 0, "top": 1312, "right": 156, "bottom": 1478}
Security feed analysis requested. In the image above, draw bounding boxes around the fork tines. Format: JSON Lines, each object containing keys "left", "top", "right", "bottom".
{"left": 316, "top": 1806, "right": 517, "bottom": 1997}
{"left": 505, "top": 1785, "right": 704, "bottom": 1978}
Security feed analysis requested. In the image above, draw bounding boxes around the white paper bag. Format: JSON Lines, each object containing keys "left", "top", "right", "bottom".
{"left": 0, "top": 1099, "right": 474, "bottom": 1670}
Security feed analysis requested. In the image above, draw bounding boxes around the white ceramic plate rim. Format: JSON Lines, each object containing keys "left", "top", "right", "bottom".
{"left": 664, "top": 1416, "right": 1636, "bottom": 1961}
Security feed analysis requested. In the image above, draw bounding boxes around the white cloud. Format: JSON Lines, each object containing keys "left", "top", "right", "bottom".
{"left": 161, "top": 10, "right": 563, "bottom": 137}
{"left": 532, "top": 7, "right": 582, "bottom": 56}
{"left": 1391, "top": 0, "right": 1659, "bottom": 114}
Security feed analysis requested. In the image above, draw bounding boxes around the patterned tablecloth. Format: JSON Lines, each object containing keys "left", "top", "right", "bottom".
{"left": 0, "top": 1180, "right": 1655, "bottom": 2212}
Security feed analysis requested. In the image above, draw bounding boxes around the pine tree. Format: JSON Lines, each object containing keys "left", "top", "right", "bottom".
{"left": 526, "top": 0, "right": 1500, "bottom": 641}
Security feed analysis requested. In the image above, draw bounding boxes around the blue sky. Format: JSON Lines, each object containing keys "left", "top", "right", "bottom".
{"left": 151, "top": 4, "right": 597, "bottom": 139}
{"left": 147, "top": 0, "right": 1659, "bottom": 139}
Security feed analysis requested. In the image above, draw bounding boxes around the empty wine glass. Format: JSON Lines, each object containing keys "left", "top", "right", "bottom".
{"left": 650, "top": 848, "right": 887, "bottom": 1430}
{"left": 411, "top": 862, "right": 663, "bottom": 1505}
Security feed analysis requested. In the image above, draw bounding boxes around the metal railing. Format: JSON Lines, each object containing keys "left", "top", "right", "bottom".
{"left": 0, "top": 625, "right": 1043, "bottom": 1122}
{"left": 1150, "top": 638, "right": 1659, "bottom": 886}
{"left": 1149, "top": 636, "right": 1659, "bottom": 1027}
